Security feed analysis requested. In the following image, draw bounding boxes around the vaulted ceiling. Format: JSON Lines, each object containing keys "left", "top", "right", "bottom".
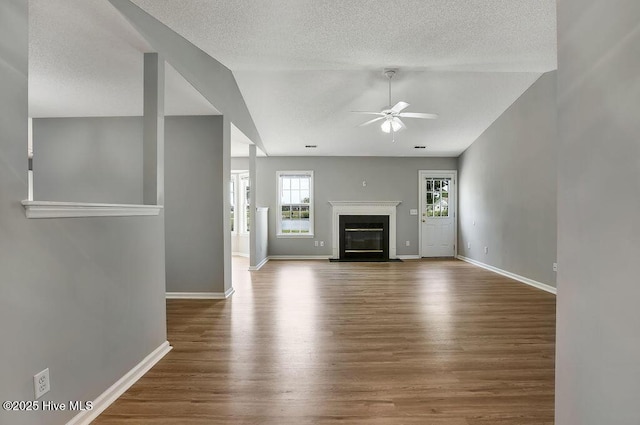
{"left": 29, "top": 0, "right": 557, "bottom": 156}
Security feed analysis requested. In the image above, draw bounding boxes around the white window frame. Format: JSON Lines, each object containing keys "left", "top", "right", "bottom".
{"left": 240, "top": 173, "right": 250, "bottom": 234}
{"left": 276, "top": 170, "right": 314, "bottom": 238}
{"left": 229, "top": 177, "right": 236, "bottom": 234}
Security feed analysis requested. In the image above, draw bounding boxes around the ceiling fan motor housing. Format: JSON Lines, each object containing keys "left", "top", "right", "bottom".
{"left": 383, "top": 69, "right": 398, "bottom": 79}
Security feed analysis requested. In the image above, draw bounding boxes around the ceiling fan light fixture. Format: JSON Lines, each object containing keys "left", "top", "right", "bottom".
{"left": 381, "top": 119, "right": 402, "bottom": 133}
{"left": 353, "top": 69, "right": 437, "bottom": 138}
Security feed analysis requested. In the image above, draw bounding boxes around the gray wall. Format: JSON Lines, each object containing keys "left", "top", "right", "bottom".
{"left": 457, "top": 72, "right": 557, "bottom": 287}
{"left": 165, "top": 115, "right": 227, "bottom": 293}
{"left": 556, "top": 1, "right": 640, "bottom": 423}
{"left": 0, "top": 2, "right": 167, "bottom": 424}
{"left": 32, "top": 115, "right": 228, "bottom": 294}
{"left": 256, "top": 156, "right": 457, "bottom": 256}
{"left": 33, "top": 117, "right": 143, "bottom": 204}
{"left": 231, "top": 157, "right": 249, "bottom": 170}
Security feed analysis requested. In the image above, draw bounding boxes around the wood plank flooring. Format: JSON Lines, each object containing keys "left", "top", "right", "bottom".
{"left": 95, "top": 258, "right": 556, "bottom": 424}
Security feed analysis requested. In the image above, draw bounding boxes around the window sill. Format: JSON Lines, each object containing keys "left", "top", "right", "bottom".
{"left": 22, "top": 200, "right": 163, "bottom": 219}
{"left": 277, "top": 233, "right": 315, "bottom": 239}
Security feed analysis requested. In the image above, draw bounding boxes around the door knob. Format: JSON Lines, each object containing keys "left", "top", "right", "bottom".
{"left": 422, "top": 219, "right": 426, "bottom": 223}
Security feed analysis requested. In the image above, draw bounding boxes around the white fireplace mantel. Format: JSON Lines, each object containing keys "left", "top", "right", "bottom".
{"left": 329, "top": 201, "right": 402, "bottom": 259}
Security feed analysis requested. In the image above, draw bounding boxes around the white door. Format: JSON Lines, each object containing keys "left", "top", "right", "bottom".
{"left": 420, "top": 172, "right": 456, "bottom": 257}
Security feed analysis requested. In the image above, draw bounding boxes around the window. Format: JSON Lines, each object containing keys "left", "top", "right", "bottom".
{"left": 277, "top": 171, "right": 313, "bottom": 236}
{"left": 240, "top": 175, "right": 250, "bottom": 233}
{"left": 425, "top": 178, "right": 450, "bottom": 217}
{"left": 229, "top": 179, "right": 235, "bottom": 232}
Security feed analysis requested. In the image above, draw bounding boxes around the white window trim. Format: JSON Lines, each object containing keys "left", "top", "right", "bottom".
{"left": 239, "top": 173, "right": 250, "bottom": 235}
{"left": 229, "top": 176, "right": 237, "bottom": 234}
{"left": 276, "top": 170, "right": 314, "bottom": 238}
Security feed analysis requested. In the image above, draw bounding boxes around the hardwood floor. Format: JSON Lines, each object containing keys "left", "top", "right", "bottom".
{"left": 95, "top": 258, "right": 556, "bottom": 425}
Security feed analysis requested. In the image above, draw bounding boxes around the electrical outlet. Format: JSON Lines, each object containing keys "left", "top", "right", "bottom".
{"left": 484, "top": 246, "right": 488, "bottom": 254}
{"left": 314, "top": 241, "right": 318, "bottom": 247}
{"left": 405, "top": 240, "right": 410, "bottom": 247}
{"left": 320, "top": 241, "right": 324, "bottom": 247}
{"left": 553, "top": 262, "right": 558, "bottom": 272}
{"left": 467, "top": 242, "right": 471, "bottom": 249}
{"left": 34, "top": 368, "right": 50, "bottom": 399}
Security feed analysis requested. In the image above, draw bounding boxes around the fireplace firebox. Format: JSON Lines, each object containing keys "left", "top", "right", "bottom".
{"left": 339, "top": 215, "right": 389, "bottom": 261}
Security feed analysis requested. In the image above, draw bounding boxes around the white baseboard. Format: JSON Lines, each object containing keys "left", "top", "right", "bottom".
{"left": 248, "top": 256, "right": 269, "bottom": 271}
{"left": 66, "top": 341, "right": 171, "bottom": 425}
{"left": 397, "top": 255, "right": 421, "bottom": 260}
{"left": 224, "top": 287, "right": 235, "bottom": 298}
{"left": 166, "top": 289, "right": 235, "bottom": 299}
{"left": 232, "top": 252, "right": 249, "bottom": 258}
{"left": 268, "top": 255, "right": 330, "bottom": 260}
{"left": 456, "top": 255, "right": 557, "bottom": 295}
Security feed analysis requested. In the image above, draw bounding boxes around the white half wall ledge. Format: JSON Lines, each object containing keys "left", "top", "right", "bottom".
{"left": 457, "top": 255, "right": 557, "bottom": 295}
{"left": 22, "top": 200, "right": 162, "bottom": 218}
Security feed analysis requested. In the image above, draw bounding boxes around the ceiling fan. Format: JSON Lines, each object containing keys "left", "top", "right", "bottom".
{"left": 353, "top": 69, "right": 438, "bottom": 142}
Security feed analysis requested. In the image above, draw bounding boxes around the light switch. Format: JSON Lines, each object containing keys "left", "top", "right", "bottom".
{"left": 410, "top": 209, "right": 418, "bottom": 216}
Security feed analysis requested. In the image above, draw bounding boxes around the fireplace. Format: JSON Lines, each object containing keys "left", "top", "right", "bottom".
{"left": 339, "top": 215, "right": 389, "bottom": 261}
{"left": 329, "top": 201, "right": 401, "bottom": 260}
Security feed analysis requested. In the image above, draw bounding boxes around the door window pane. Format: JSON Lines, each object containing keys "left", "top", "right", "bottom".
{"left": 425, "top": 178, "right": 451, "bottom": 218}
{"left": 426, "top": 205, "right": 434, "bottom": 217}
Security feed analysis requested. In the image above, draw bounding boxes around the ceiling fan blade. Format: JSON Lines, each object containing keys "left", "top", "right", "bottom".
{"left": 358, "top": 116, "right": 386, "bottom": 127}
{"left": 351, "top": 111, "right": 385, "bottom": 115}
{"left": 391, "top": 101, "right": 410, "bottom": 113}
{"left": 393, "top": 117, "right": 406, "bottom": 130}
{"left": 398, "top": 112, "right": 439, "bottom": 119}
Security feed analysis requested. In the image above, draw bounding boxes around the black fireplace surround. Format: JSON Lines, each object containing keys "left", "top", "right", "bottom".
{"left": 339, "top": 215, "right": 389, "bottom": 261}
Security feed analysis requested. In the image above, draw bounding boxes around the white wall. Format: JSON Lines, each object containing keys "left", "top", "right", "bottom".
{"left": 556, "top": 1, "right": 640, "bottom": 423}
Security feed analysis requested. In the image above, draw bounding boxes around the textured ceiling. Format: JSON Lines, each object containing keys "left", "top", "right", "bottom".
{"left": 29, "top": 0, "right": 557, "bottom": 156}
{"left": 29, "top": 0, "right": 218, "bottom": 117}
{"left": 131, "top": 0, "right": 557, "bottom": 72}
{"left": 234, "top": 70, "right": 540, "bottom": 156}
